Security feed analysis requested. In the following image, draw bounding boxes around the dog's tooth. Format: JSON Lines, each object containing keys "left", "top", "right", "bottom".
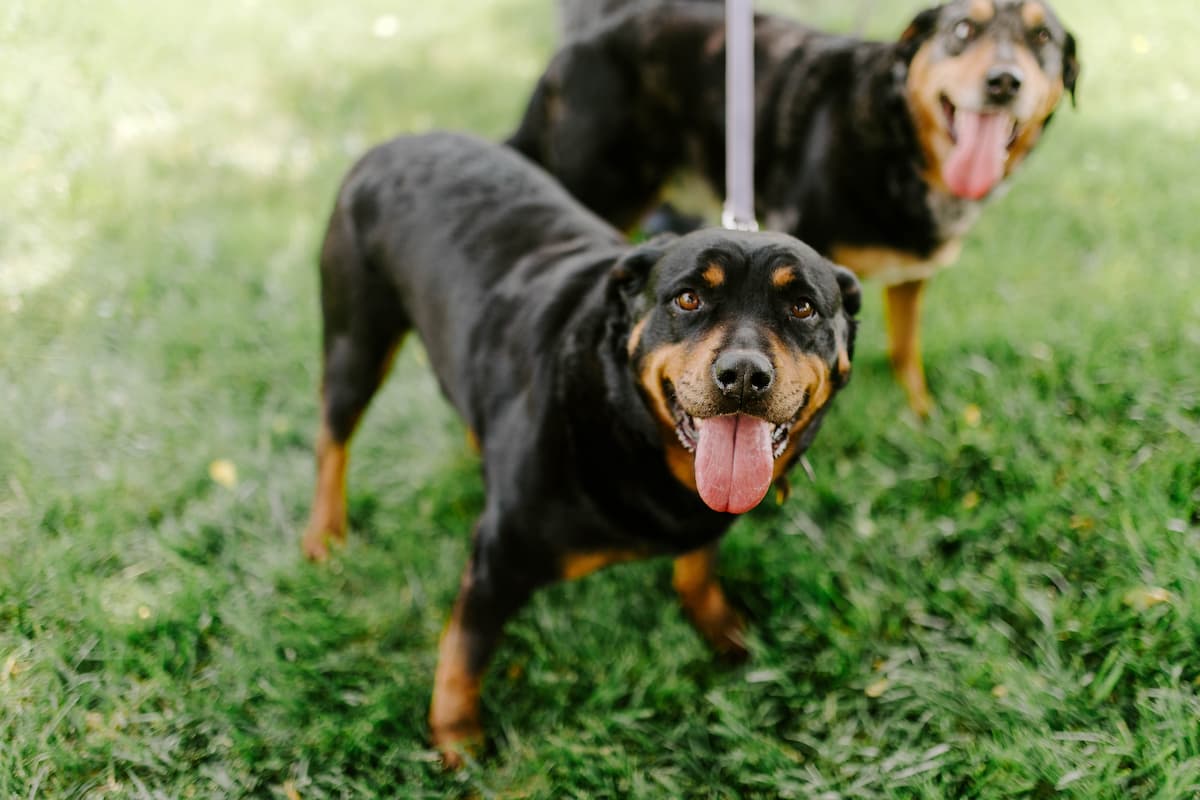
{"left": 771, "top": 424, "right": 789, "bottom": 459}
{"left": 675, "top": 425, "right": 696, "bottom": 453}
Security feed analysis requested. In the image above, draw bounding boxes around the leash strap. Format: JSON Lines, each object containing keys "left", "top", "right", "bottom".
{"left": 722, "top": 0, "right": 758, "bottom": 232}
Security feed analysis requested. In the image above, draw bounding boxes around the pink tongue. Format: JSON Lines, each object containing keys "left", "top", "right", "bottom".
{"left": 694, "top": 414, "right": 775, "bottom": 514}
{"left": 942, "top": 110, "right": 1013, "bottom": 200}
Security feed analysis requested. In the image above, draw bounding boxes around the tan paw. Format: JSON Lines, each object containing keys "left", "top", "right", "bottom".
{"left": 690, "top": 604, "right": 750, "bottom": 663}
{"left": 300, "top": 521, "right": 344, "bottom": 563}
{"left": 431, "top": 717, "right": 484, "bottom": 770}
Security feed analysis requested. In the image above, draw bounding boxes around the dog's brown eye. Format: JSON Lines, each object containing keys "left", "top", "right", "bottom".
{"left": 675, "top": 291, "right": 702, "bottom": 312}
{"left": 791, "top": 300, "right": 816, "bottom": 320}
{"left": 1031, "top": 26, "right": 1051, "bottom": 45}
{"left": 953, "top": 19, "right": 977, "bottom": 41}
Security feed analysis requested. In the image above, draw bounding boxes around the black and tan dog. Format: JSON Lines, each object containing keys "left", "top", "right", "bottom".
{"left": 299, "top": 132, "right": 859, "bottom": 764}
{"left": 510, "top": 0, "right": 1079, "bottom": 416}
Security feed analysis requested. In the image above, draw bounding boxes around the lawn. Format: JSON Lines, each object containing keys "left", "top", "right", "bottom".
{"left": 1, "top": 0, "right": 1198, "bottom": 797}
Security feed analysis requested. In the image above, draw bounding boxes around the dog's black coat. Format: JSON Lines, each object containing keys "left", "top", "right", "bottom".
{"left": 508, "top": 0, "right": 1078, "bottom": 417}
{"left": 510, "top": 1, "right": 1076, "bottom": 261}
{"left": 328, "top": 134, "right": 700, "bottom": 565}
{"left": 318, "top": 130, "right": 857, "bottom": 655}
{"left": 311, "top": 131, "right": 861, "bottom": 758}
{"left": 325, "top": 131, "right": 852, "bottom": 558}
{"left": 510, "top": 4, "right": 925, "bottom": 253}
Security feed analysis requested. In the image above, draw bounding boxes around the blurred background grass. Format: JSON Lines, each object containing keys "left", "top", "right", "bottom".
{"left": 1, "top": 0, "right": 1198, "bottom": 797}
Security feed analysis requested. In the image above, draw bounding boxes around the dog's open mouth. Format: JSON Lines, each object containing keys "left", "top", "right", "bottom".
{"left": 666, "top": 381, "right": 802, "bottom": 514}
{"left": 672, "top": 393, "right": 792, "bottom": 455}
{"left": 940, "top": 96, "right": 1019, "bottom": 147}
{"left": 939, "top": 95, "right": 1018, "bottom": 201}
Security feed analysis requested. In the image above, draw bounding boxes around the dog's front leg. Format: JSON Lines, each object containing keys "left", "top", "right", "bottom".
{"left": 430, "top": 528, "right": 541, "bottom": 768}
{"left": 673, "top": 544, "right": 749, "bottom": 662}
{"left": 885, "top": 279, "right": 933, "bottom": 418}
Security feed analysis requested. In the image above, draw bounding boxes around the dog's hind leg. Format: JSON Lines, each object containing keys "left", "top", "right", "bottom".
{"left": 884, "top": 279, "right": 932, "bottom": 418}
{"left": 301, "top": 203, "right": 406, "bottom": 561}
{"left": 673, "top": 544, "right": 749, "bottom": 662}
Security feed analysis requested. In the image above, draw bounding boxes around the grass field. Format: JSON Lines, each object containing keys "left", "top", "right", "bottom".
{"left": 2, "top": 0, "right": 1199, "bottom": 796}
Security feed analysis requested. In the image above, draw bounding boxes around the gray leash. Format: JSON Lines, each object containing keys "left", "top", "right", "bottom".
{"left": 722, "top": 0, "right": 758, "bottom": 232}
{"left": 723, "top": 0, "right": 817, "bottom": 486}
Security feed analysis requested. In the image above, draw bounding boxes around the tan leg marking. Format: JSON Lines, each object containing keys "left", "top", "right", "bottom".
{"left": 301, "top": 423, "right": 349, "bottom": 562}
{"left": 430, "top": 580, "right": 484, "bottom": 769}
{"left": 885, "top": 280, "right": 933, "bottom": 418}
{"left": 302, "top": 337, "right": 402, "bottom": 561}
{"left": 673, "top": 545, "right": 748, "bottom": 660}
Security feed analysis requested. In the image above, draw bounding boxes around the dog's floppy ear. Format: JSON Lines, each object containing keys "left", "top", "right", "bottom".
{"left": 1062, "top": 32, "right": 1080, "bottom": 107}
{"left": 608, "top": 233, "right": 677, "bottom": 302}
{"left": 831, "top": 265, "right": 861, "bottom": 388}
{"left": 833, "top": 264, "right": 862, "bottom": 317}
{"left": 898, "top": 6, "right": 941, "bottom": 60}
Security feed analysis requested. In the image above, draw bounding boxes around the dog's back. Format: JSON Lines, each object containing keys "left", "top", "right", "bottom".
{"left": 319, "top": 131, "right": 626, "bottom": 428}
{"left": 512, "top": 1, "right": 1079, "bottom": 415}
{"left": 329, "top": 131, "right": 619, "bottom": 294}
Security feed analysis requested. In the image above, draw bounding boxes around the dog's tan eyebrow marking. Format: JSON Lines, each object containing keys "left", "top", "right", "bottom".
{"left": 1021, "top": 1, "right": 1046, "bottom": 28}
{"left": 969, "top": 0, "right": 995, "bottom": 22}
{"left": 771, "top": 266, "right": 796, "bottom": 288}
{"left": 702, "top": 263, "right": 725, "bottom": 287}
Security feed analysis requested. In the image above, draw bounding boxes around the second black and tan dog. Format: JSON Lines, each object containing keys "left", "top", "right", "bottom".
{"left": 510, "top": 0, "right": 1079, "bottom": 416}
{"left": 299, "top": 132, "right": 860, "bottom": 764}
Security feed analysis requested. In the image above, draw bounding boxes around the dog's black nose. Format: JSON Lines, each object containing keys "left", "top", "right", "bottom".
{"left": 985, "top": 67, "right": 1023, "bottom": 103}
{"left": 712, "top": 350, "right": 774, "bottom": 399}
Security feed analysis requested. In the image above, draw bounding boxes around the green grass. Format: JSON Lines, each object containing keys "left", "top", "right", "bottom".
{"left": 2, "top": 0, "right": 1198, "bottom": 796}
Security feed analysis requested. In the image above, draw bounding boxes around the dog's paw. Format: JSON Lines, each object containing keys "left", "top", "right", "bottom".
{"left": 300, "top": 523, "right": 344, "bottom": 562}
{"left": 907, "top": 386, "right": 934, "bottom": 420}
{"left": 431, "top": 718, "right": 484, "bottom": 770}
{"left": 706, "top": 612, "right": 751, "bottom": 664}
{"left": 688, "top": 602, "right": 750, "bottom": 663}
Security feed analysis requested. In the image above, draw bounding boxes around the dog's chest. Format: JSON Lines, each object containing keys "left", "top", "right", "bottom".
{"left": 828, "top": 185, "right": 991, "bottom": 285}
{"left": 927, "top": 188, "right": 986, "bottom": 243}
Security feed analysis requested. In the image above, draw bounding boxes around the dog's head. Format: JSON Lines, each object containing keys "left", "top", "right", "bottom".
{"left": 611, "top": 230, "right": 860, "bottom": 515}
{"left": 899, "top": 0, "right": 1079, "bottom": 201}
